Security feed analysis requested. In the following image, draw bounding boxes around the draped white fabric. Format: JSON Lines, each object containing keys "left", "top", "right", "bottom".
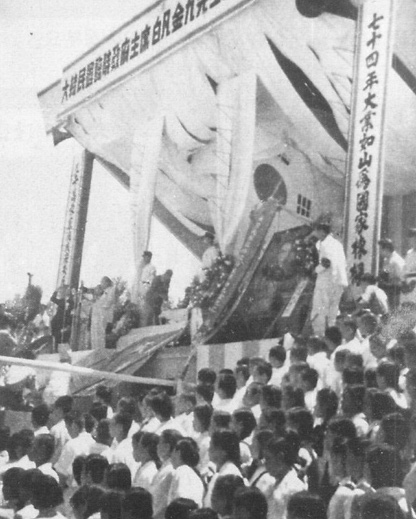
{"left": 130, "top": 116, "right": 164, "bottom": 303}
{"left": 210, "top": 72, "right": 257, "bottom": 255}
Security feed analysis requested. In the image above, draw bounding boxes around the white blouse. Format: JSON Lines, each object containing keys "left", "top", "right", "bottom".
{"left": 168, "top": 464, "right": 205, "bottom": 508}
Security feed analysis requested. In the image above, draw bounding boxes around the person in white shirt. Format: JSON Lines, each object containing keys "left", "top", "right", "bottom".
{"left": 138, "top": 251, "right": 157, "bottom": 326}
{"left": 69, "top": 484, "right": 106, "bottom": 519}
{"left": 49, "top": 395, "right": 73, "bottom": 465}
{"left": 31, "top": 404, "right": 50, "bottom": 436}
{"left": 299, "top": 368, "right": 319, "bottom": 414}
{"left": 204, "top": 430, "right": 243, "bottom": 508}
{"left": 327, "top": 436, "right": 356, "bottom": 519}
{"left": 341, "top": 385, "right": 369, "bottom": 437}
{"left": 131, "top": 431, "right": 159, "bottom": 490}
{"left": 376, "top": 362, "right": 408, "bottom": 409}
{"left": 268, "top": 344, "right": 289, "bottom": 387}
{"left": 310, "top": 223, "right": 348, "bottom": 336}
{"left": 357, "top": 273, "right": 389, "bottom": 316}
{"left": 105, "top": 413, "right": 138, "bottom": 477}
{"left": 357, "top": 313, "right": 380, "bottom": 370}
{"left": 114, "top": 397, "right": 140, "bottom": 438}
{"left": 168, "top": 438, "right": 205, "bottom": 508}
{"left": 306, "top": 338, "right": 329, "bottom": 388}
{"left": 30, "top": 473, "right": 66, "bottom": 519}
{"left": 150, "top": 393, "right": 186, "bottom": 436}
{"left": 211, "top": 474, "right": 245, "bottom": 519}
{"left": 192, "top": 404, "right": 213, "bottom": 477}
{"left": 173, "top": 393, "right": 196, "bottom": 437}
{"left": 264, "top": 433, "right": 307, "bottom": 519}
{"left": 378, "top": 238, "right": 405, "bottom": 310}
{"left": 242, "top": 383, "right": 263, "bottom": 423}
{"left": 151, "top": 429, "right": 183, "bottom": 519}
{"left": 54, "top": 411, "right": 95, "bottom": 485}
{"left": 0, "top": 430, "right": 36, "bottom": 476}
{"left": 29, "top": 433, "right": 59, "bottom": 482}
{"left": 213, "top": 373, "right": 238, "bottom": 415}
{"left": 233, "top": 365, "right": 250, "bottom": 409}
{"left": 247, "top": 430, "right": 276, "bottom": 496}
{"left": 95, "top": 386, "right": 114, "bottom": 419}
{"left": 199, "top": 232, "right": 220, "bottom": 282}
{"left": 12, "top": 469, "right": 40, "bottom": 519}
{"left": 231, "top": 409, "right": 256, "bottom": 467}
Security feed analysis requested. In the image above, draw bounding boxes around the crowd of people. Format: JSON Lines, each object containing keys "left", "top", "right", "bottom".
{"left": 0, "top": 303, "right": 415, "bottom": 519}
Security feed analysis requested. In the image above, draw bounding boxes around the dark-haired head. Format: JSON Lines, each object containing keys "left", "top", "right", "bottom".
{"left": 165, "top": 498, "right": 198, "bottom": 519}
{"left": 70, "top": 485, "right": 106, "bottom": 519}
{"left": 31, "top": 474, "right": 64, "bottom": 510}
{"left": 231, "top": 409, "right": 256, "bottom": 441}
{"left": 264, "top": 431, "right": 300, "bottom": 478}
{"left": 197, "top": 368, "right": 216, "bottom": 387}
{"left": 121, "top": 488, "right": 153, "bottom": 519}
{"left": 287, "top": 492, "right": 326, "bottom": 519}
{"left": 193, "top": 404, "right": 213, "bottom": 433}
{"left": 361, "top": 493, "right": 405, "bottom": 519}
{"left": 172, "top": 438, "right": 199, "bottom": 469}
{"left": 31, "top": 404, "right": 50, "bottom": 429}
{"left": 211, "top": 474, "right": 245, "bottom": 517}
{"left": 209, "top": 430, "right": 240, "bottom": 468}
{"left": 366, "top": 443, "right": 403, "bottom": 488}
{"left": 106, "top": 463, "right": 131, "bottom": 491}
{"left": 287, "top": 407, "right": 314, "bottom": 443}
{"left": 99, "top": 490, "right": 124, "bottom": 519}
{"left": 258, "top": 407, "right": 286, "bottom": 437}
{"left": 233, "top": 487, "right": 267, "bottom": 519}
{"left": 316, "top": 388, "right": 338, "bottom": 423}
{"left": 260, "top": 385, "right": 282, "bottom": 410}
{"left": 85, "top": 454, "right": 109, "bottom": 485}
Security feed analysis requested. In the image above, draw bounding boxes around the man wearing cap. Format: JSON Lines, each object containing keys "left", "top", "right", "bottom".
{"left": 310, "top": 223, "right": 348, "bottom": 335}
{"left": 199, "top": 232, "right": 220, "bottom": 281}
{"left": 378, "top": 238, "right": 405, "bottom": 309}
{"left": 401, "top": 229, "right": 416, "bottom": 306}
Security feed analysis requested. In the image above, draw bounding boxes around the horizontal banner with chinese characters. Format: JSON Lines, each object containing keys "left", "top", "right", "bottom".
{"left": 344, "top": 0, "right": 396, "bottom": 281}
{"left": 59, "top": 0, "right": 255, "bottom": 117}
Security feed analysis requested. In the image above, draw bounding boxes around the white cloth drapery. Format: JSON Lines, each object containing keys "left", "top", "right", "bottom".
{"left": 209, "top": 72, "right": 257, "bottom": 256}
{"left": 130, "top": 116, "right": 164, "bottom": 303}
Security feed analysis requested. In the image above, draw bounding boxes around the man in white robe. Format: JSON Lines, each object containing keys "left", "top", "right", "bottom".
{"left": 199, "top": 232, "right": 220, "bottom": 282}
{"left": 401, "top": 228, "right": 416, "bottom": 306}
{"left": 311, "top": 224, "right": 348, "bottom": 336}
{"left": 139, "top": 251, "right": 157, "bottom": 326}
{"left": 91, "top": 277, "right": 116, "bottom": 350}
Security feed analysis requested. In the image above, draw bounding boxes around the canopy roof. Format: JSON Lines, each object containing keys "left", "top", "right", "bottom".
{"left": 38, "top": 0, "right": 416, "bottom": 256}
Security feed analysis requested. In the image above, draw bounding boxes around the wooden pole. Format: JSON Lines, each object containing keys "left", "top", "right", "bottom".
{"left": 0, "top": 355, "right": 175, "bottom": 388}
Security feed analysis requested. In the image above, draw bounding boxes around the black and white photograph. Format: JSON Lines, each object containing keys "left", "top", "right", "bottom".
{"left": 0, "top": 0, "right": 415, "bottom": 518}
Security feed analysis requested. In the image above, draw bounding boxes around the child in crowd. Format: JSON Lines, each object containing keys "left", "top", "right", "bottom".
{"left": 131, "top": 431, "right": 159, "bottom": 490}
{"left": 193, "top": 404, "right": 213, "bottom": 475}
{"left": 168, "top": 438, "right": 205, "bottom": 508}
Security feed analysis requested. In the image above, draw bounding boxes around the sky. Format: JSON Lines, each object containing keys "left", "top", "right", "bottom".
{"left": 0, "top": 0, "right": 199, "bottom": 304}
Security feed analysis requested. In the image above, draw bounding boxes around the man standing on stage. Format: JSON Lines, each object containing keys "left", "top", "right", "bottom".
{"left": 50, "top": 285, "right": 73, "bottom": 350}
{"left": 310, "top": 223, "right": 348, "bottom": 335}
{"left": 144, "top": 269, "right": 173, "bottom": 326}
{"left": 401, "top": 228, "right": 416, "bottom": 306}
{"left": 200, "top": 232, "right": 220, "bottom": 281}
{"left": 139, "top": 251, "right": 156, "bottom": 326}
{"left": 378, "top": 238, "right": 405, "bottom": 310}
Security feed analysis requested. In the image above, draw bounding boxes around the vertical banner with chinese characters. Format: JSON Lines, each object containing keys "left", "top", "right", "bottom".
{"left": 344, "top": 0, "right": 396, "bottom": 282}
{"left": 57, "top": 148, "right": 93, "bottom": 289}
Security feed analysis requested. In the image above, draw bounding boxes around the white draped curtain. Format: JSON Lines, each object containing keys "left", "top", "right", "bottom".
{"left": 209, "top": 72, "right": 257, "bottom": 256}
{"left": 130, "top": 116, "right": 164, "bottom": 303}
